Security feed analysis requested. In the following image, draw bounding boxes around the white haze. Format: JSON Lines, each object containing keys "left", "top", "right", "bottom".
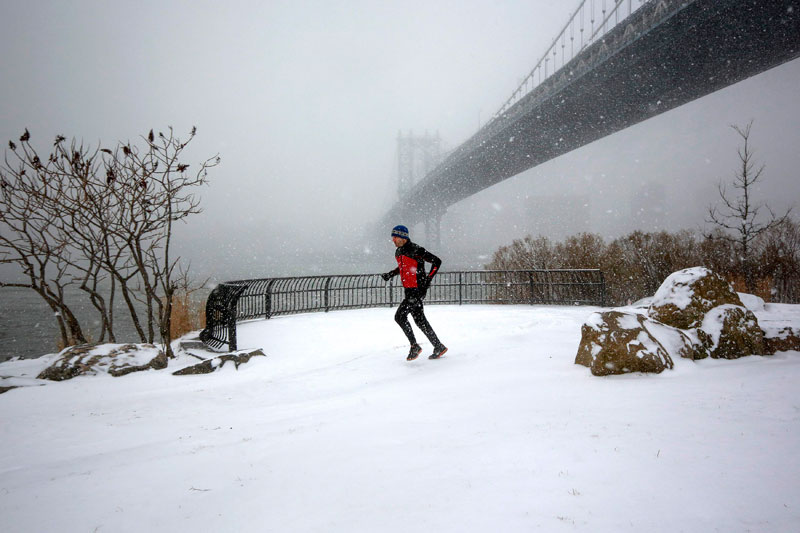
{"left": 1, "top": 1, "right": 799, "bottom": 281}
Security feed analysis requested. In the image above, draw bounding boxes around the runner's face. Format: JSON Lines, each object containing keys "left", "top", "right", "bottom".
{"left": 392, "top": 236, "right": 407, "bottom": 247}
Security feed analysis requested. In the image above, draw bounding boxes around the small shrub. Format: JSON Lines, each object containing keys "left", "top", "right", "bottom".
{"left": 487, "top": 221, "right": 799, "bottom": 305}
{"left": 170, "top": 291, "right": 206, "bottom": 339}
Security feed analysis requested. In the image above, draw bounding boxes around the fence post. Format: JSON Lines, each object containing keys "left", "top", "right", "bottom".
{"left": 225, "top": 284, "right": 246, "bottom": 352}
{"left": 528, "top": 271, "right": 535, "bottom": 306}
{"left": 228, "top": 314, "right": 238, "bottom": 352}
{"left": 324, "top": 276, "right": 332, "bottom": 312}
{"left": 599, "top": 271, "right": 607, "bottom": 307}
{"left": 265, "top": 279, "right": 275, "bottom": 319}
{"left": 458, "top": 272, "right": 463, "bottom": 305}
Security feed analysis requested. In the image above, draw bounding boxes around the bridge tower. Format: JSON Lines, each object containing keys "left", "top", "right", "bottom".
{"left": 396, "top": 130, "right": 443, "bottom": 246}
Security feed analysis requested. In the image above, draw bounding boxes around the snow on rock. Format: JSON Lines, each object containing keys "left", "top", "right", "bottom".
{"left": 648, "top": 267, "right": 742, "bottom": 329}
{"left": 36, "top": 343, "right": 167, "bottom": 381}
{"left": 0, "top": 376, "right": 45, "bottom": 394}
{"left": 630, "top": 296, "right": 654, "bottom": 308}
{"left": 738, "top": 292, "right": 765, "bottom": 312}
{"left": 642, "top": 318, "right": 710, "bottom": 361}
{"left": 575, "top": 311, "right": 675, "bottom": 375}
{"left": 755, "top": 302, "right": 800, "bottom": 355}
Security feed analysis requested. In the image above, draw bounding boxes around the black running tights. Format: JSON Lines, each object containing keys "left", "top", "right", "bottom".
{"left": 394, "top": 290, "right": 441, "bottom": 347}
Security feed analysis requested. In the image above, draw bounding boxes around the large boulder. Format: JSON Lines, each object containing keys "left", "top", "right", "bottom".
{"left": 578, "top": 268, "right": 781, "bottom": 376}
{"left": 575, "top": 311, "right": 675, "bottom": 376}
{"left": 648, "top": 267, "right": 742, "bottom": 329}
{"left": 37, "top": 343, "right": 167, "bottom": 381}
{"left": 701, "top": 304, "right": 765, "bottom": 359}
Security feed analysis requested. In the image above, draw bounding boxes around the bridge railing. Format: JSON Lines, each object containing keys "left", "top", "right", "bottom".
{"left": 199, "top": 269, "right": 606, "bottom": 351}
{"left": 494, "top": 0, "right": 650, "bottom": 120}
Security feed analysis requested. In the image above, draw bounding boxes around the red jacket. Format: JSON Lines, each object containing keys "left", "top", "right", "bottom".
{"left": 390, "top": 241, "right": 442, "bottom": 289}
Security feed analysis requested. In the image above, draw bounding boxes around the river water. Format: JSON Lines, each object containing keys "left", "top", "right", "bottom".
{"left": 0, "top": 286, "right": 208, "bottom": 362}
{"left": 1, "top": 287, "right": 88, "bottom": 361}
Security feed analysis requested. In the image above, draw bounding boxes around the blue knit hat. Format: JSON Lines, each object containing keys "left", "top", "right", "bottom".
{"left": 391, "top": 225, "right": 409, "bottom": 239}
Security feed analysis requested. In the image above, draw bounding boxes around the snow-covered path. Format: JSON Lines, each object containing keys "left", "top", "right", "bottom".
{"left": 2, "top": 305, "right": 799, "bottom": 532}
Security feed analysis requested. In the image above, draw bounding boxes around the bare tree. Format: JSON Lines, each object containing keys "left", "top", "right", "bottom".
{"left": 486, "top": 235, "right": 556, "bottom": 270}
{"left": 1, "top": 127, "right": 219, "bottom": 356}
{"left": 106, "top": 126, "right": 219, "bottom": 357}
{"left": 1, "top": 131, "right": 90, "bottom": 347}
{"left": 706, "top": 120, "right": 791, "bottom": 292}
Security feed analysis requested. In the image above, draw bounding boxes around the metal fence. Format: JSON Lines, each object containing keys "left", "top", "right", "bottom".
{"left": 199, "top": 269, "right": 605, "bottom": 352}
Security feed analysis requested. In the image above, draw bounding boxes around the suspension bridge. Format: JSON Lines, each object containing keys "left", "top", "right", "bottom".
{"left": 381, "top": 0, "right": 800, "bottom": 243}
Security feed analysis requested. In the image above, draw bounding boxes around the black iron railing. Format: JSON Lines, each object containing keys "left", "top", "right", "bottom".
{"left": 200, "top": 269, "right": 606, "bottom": 351}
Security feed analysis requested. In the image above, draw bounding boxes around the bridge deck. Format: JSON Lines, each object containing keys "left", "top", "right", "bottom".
{"left": 385, "top": 0, "right": 800, "bottom": 227}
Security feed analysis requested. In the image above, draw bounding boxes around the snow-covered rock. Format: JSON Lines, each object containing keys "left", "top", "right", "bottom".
{"left": 701, "top": 304, "right": 765, "bottom": 359}
{"left": 630, "top": 296, "right": 654, "bottom": 308}
{"left": 37, "top": 343, "right": 167, "bottom": 381}
{"left": 648, "top": 267, "right": 742, "bottom": 329}
{"left": 575, "top": 311, "right": 675, "bottom": 375}
{"left": 754, "top": 301, "right": 800, "bottom": 354}
{"left": 0, "top": 376, "right": 45, "bottom": 394}
{"left": 172, "top": 349, "right": 266, "bottom": 375}
{"left": 580, "top": 269, "right": 781, "bottom": 373}
{"left": 762, "top": 326, "right": 800, "bottom": 354}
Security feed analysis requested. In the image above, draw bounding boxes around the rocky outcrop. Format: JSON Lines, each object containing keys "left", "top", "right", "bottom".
{"left": 648, "top": 267, "right": 742, "bottom": 329}
{"left": 762, "top": 326, "right": 800, "bottom": 354}
{"left": 172, "top": 349, "right": 266, "bottom": 375}
{"left": 646, "top": 267, "right": 765, "bottom": 360}
{"left": 37, "top": 344, "right": 167, "bottom": 381}
{"left": 575, "top": 311, "right": 675, "bottom": 376}
{"left": 577, "top": 267, "right": 778, "bottom": 376}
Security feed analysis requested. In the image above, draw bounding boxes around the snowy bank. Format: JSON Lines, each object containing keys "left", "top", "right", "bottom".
{"left": 1, "top": 304, "right": 799, "bottom": 532}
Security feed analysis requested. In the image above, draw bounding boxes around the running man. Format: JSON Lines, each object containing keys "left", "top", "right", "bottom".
{"left": 381, "top": 224, "right": 448, "bottom": 360}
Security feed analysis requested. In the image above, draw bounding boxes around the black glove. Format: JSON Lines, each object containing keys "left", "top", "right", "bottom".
{"left": 381, "top": 272, "right": 392, "bottom": 281}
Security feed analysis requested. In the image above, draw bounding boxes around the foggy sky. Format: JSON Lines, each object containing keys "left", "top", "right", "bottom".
{"left": 2, "top": 0, "right": 799, "bottom": 280}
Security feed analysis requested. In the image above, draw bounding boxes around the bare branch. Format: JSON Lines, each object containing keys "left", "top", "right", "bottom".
{"left": 1, "top": 126, "right": 218, "bottom": 354}
{"left": 706, "top": 120, "right": 792, "bottom": 291}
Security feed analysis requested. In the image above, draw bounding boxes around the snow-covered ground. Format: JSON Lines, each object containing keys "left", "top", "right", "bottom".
{"left": 1, "top": 303, "right": 799, "bottom": 532}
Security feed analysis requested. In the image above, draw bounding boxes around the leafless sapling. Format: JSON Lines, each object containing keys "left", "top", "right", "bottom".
{"left": 706, "top": 120, "right": 791, "bottom": 292}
